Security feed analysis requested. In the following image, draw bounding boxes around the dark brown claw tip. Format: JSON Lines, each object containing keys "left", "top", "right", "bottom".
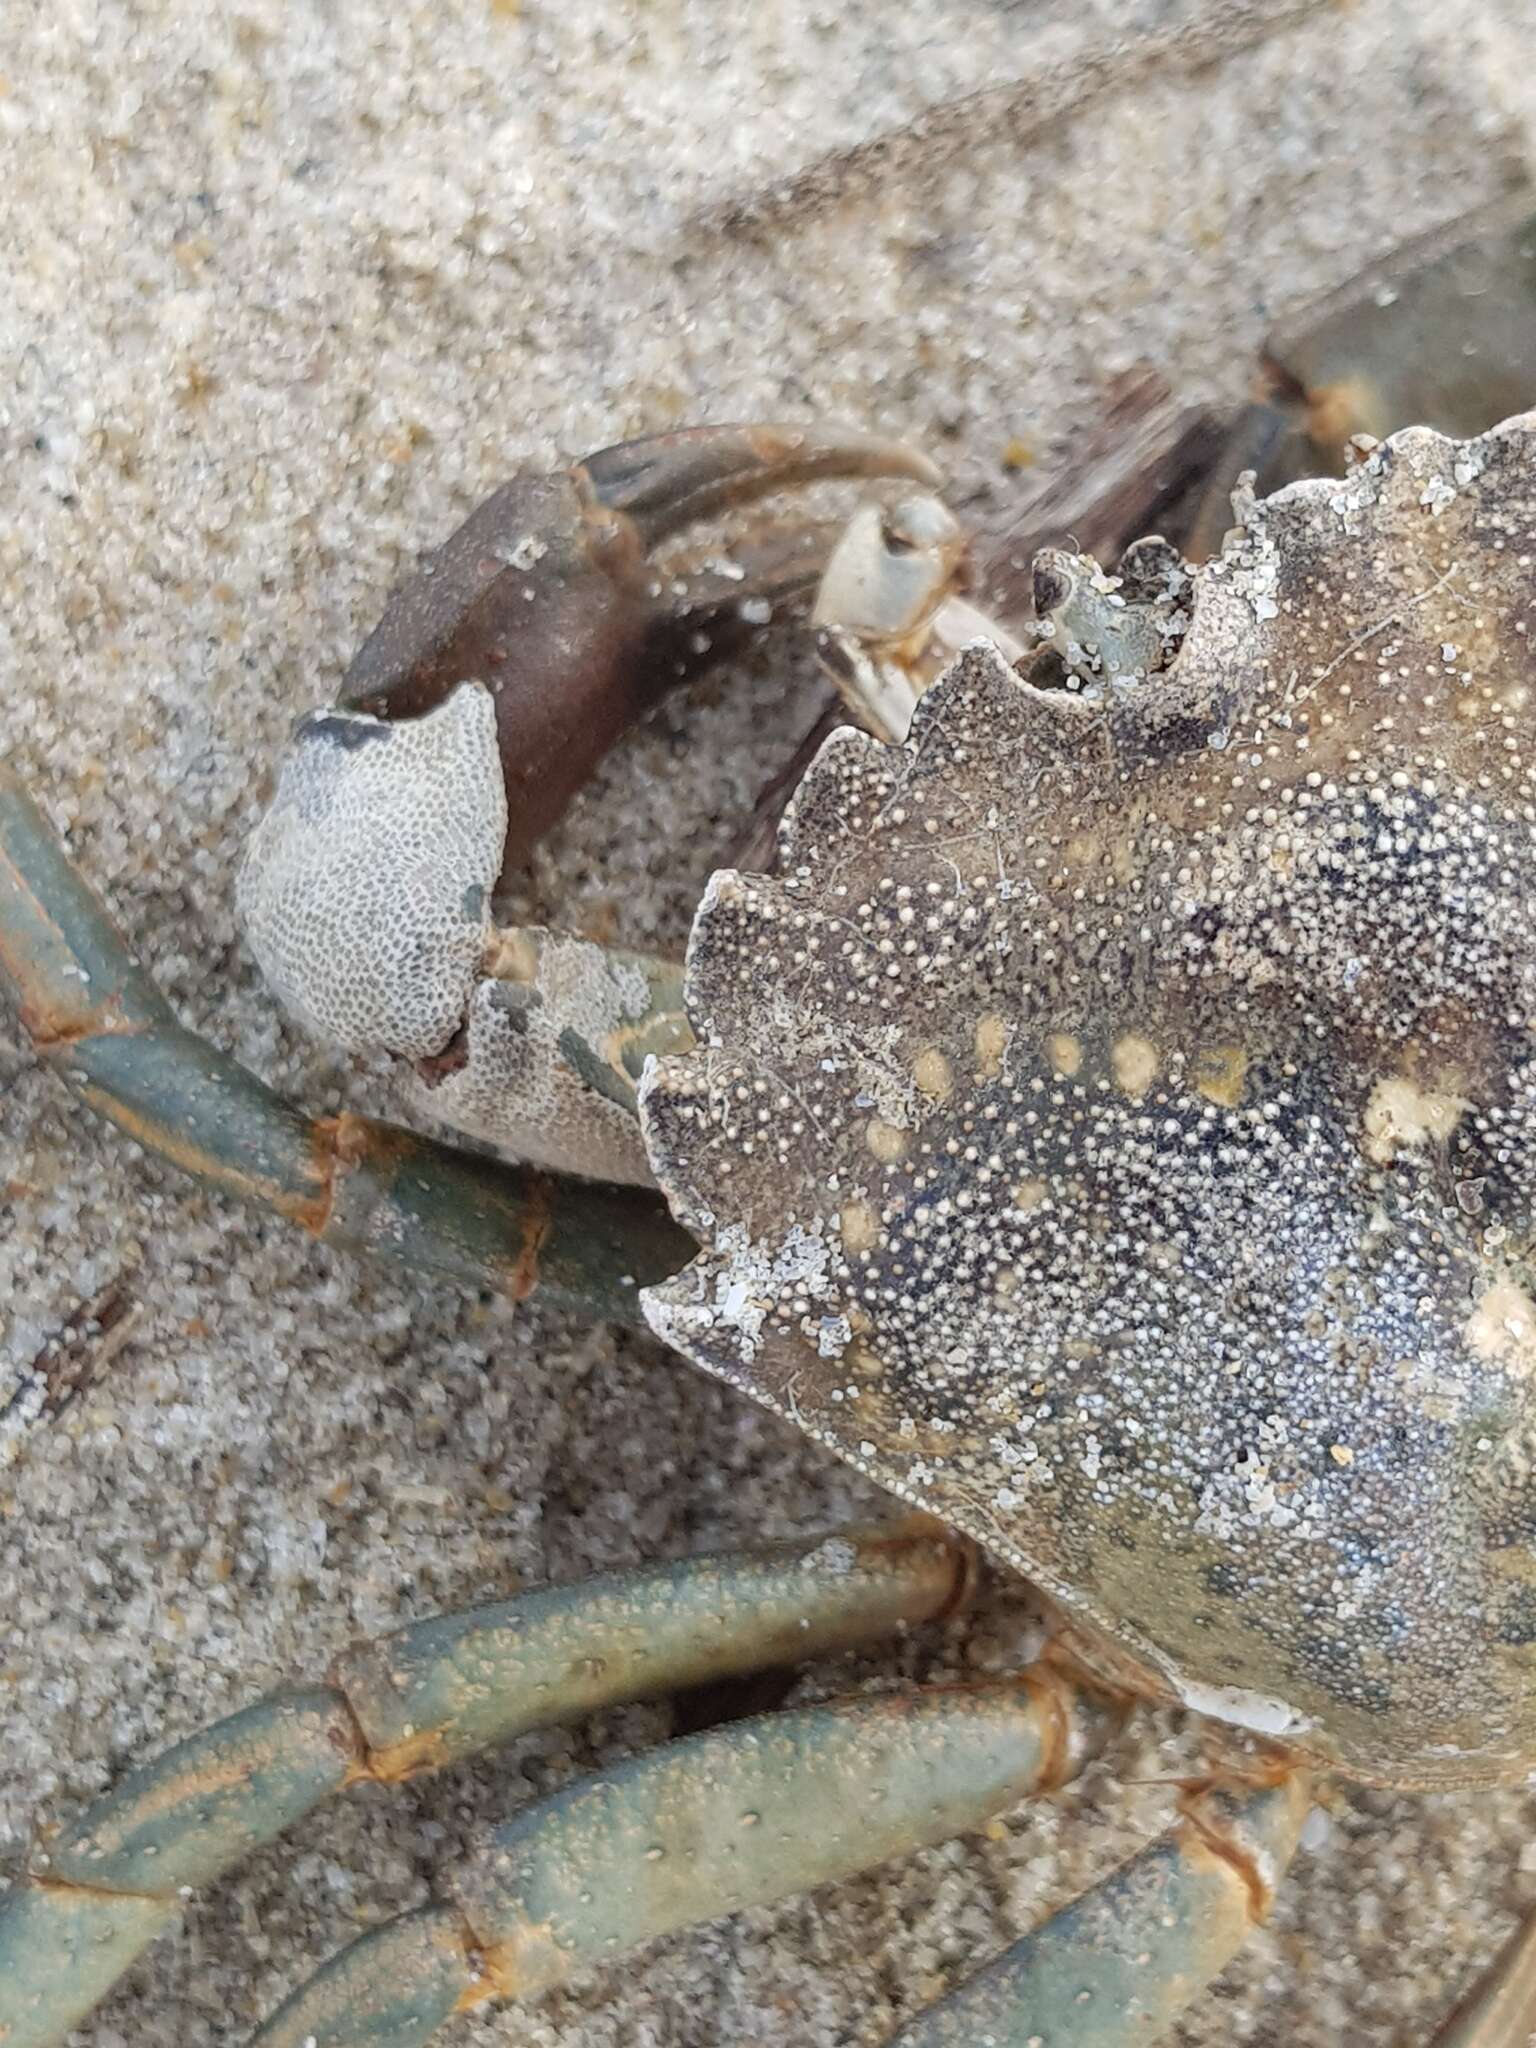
{"left": 338, "top": 422, "right": 943, "bottom": 877}
{"left": 578, "top": 421, "right": 943, "bottom": 547}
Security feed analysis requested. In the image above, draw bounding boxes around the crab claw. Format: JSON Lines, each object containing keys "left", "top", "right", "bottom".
{"left": 341, "top": 422, "right": 941, "bottom": 870}
{"left": 238, "top": 423, "right": 942, "bottom": 1183}
{"left": 812, "top": 491, "right": 1023, "bottom": 742}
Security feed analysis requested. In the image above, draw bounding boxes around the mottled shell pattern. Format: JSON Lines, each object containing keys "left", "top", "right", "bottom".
{"left": 642, "top": 416, "right": 1536, "bottom": 1789}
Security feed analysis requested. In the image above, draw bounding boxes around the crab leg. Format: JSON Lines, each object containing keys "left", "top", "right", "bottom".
{"left": 888, "top": 1772, "right": 1313, "bottom": 2046}
{"left": 249, "top": 1669, "right": 1120, "bottom": 2048}
{"left": 0, "top": 1526, "right": 969, "bottom": 2047}
{"left": 0, "top": 767, "right": 694, "bottom": 1314}
{"left": 1186, "top": 195, "right": 1536, "bottom": 560}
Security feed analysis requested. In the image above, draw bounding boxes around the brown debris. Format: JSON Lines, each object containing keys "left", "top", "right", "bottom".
{"left": 0, "top": 1276, "right": 142, "bottom": 1459}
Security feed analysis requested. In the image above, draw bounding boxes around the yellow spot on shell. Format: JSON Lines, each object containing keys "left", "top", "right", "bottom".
{"left": 1112, "top": 1033, "right": 1158, "bottom": 1099}
{"left": 1194, "top": 1044, "right": 1248, "bottom": 1109}
{"left": 847, "top": 1338, "right": 885, "bottom": 1381}
{"left": 1045, "top": 1032, "right": 1082, "bottom": 1078}
{"left": 912, "top": 1047, "right": 954, "bottom": 1100}
{"left": 975, "top": 1013, "right": 1009, "bottom": 1079}
{"left": 1362, "top": 1074, "right": 1468, "bottom": 1165}
{"left": 1013, "top": 1179, "right": 1049, "bottom": 1213}
{"left": 1467, "top": 1280, "right": 1536, "bottom": 1375}
{"left": 865, "top": 1118, "right": 909, "bottom": 1164}
{"left": 839, "top": 1201, "right": 880, "bottom": 1254}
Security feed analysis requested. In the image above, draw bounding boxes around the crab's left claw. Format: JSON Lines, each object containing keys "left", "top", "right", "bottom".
{"left": 239, "top": 424, "right": 942, "bottom": 1185}
{"left": 341, "top": 422, "right": 941, "bottom": 869}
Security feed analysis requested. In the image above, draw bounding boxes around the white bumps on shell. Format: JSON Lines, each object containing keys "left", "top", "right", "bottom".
{"left": 638, "top": 416, "right": 1536, "bottom": 1788}
{"left": 236, "top": 682, "right": 507, "bottom": 1059}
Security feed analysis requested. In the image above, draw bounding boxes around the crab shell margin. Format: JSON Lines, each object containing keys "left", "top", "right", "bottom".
{"left": 641, "top": 413, "right": 1536, "bottom": 1791}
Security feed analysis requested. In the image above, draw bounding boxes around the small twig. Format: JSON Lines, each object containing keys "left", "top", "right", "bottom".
{"left": 0, "top": 1275, "right": 143, "bottom": 1464}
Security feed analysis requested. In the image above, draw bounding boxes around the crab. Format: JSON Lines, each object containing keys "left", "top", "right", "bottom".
{"left": 5, "top": 349, "right": 1536, "bottom": 2043}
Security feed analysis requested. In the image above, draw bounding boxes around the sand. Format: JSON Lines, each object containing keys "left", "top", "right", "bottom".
{"left": 3, "top": 0, "right": 1536, "bottom": 2040}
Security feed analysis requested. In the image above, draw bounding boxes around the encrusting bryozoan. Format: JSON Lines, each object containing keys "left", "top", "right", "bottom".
{"left": 237, "top": 681, "right": 506, "bottom": 1061}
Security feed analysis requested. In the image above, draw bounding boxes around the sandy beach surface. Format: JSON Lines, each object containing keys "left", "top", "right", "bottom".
{"left": 5, "top": 1, "right": 1536, "bottom": 2041}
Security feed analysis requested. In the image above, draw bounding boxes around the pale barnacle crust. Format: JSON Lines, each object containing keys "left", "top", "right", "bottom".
{"left": 410, "top": 929, "right": 690, "bottom": 1186}
{"left": 643, "top": 416, "right": 1536, "bottom": 1788}
{"left": 237, "top": 683, "right": 506, "bottom": 1059}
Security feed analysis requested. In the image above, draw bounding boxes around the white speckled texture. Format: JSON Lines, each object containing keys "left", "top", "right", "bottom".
{"left": 237, "top": 684, "right": 505, "bottom": 1057}
{"left": 2, "top": 1, "right": 1534, "bottom": 2041}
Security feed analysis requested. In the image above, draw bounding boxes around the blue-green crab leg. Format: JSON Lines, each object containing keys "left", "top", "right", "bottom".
{"left": 250, "top": 1668, "right": 1120, "bottom": 2048}
{"left": 0, "top": 1525, "right": 971, "bottom": 2048}
{"left": 888, "top": 1772, "right": 1313, "bottom": 2046}
{"left": 0, "top": 767, "right": 695, "bottom": 1319}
